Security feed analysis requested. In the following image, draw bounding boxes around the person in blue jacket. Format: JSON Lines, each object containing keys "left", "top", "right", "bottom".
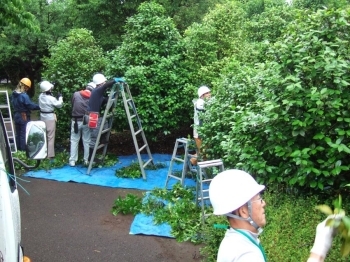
{"left": 87, "top": 73, "right": 124, "bottom": 161}
{"left": 11, "top": 78, "right": 40, "bottom": 151}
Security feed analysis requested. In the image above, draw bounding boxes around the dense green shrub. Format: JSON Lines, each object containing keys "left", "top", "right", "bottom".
{"left": 41, "top": 28, "right": 108, "bottom": 142}
{"left": 202, "top": 7, "right": 350, "bottom": 190}
{"left": 106, "top": 2, "right": 192, "bottom": 137}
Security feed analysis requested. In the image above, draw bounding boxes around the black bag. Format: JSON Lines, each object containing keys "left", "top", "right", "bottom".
{"left": 74, "top": 118, "right": 79, "bottom": 134}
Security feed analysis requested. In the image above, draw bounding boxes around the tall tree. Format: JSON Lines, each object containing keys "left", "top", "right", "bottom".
{"left": 0, "top": 0, "right": 39, "bottom": 32}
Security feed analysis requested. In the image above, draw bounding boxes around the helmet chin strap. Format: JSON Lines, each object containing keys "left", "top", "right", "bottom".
{"left": 225, "top": 200, "right": 263, "bottom": 235}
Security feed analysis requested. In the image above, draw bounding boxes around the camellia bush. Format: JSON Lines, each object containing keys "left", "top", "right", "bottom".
{"left": 41, "top": 28, "right": 108, "bottom": 141}
{"left": 106, "top": 2, "right": 192, "bottom": 136}
{"left": 201, "top": 7, "right": 350, "bottom": 190}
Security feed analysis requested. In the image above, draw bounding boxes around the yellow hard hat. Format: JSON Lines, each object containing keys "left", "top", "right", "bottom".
{"left": 20, "top": 78, "right": 32, "bottom": 88}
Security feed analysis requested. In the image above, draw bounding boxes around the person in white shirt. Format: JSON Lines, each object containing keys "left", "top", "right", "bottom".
{"left": 38, "top": 80, "right": 63, "bottom": 160}
{"left": 209, "top": 169, "right": 341, "bottom": 262}
{"left": 191, "top": 85, "right": 211, "bottom": 165}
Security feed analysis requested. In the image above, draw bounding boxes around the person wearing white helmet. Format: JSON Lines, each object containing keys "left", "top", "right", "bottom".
{"left": 38, "top": 80, "right": 63, "bottom": 161}
{"left": 191, "top": 85, "right": 211, "bottom": 164}
{"left": 87, "top": 73, "right": 125, "bottom": 161}
{"left": 209, "top": 169, "right": 342, "bottom": 262}
{"left": 68, "top": 82, "right": 96, "bottom": 167}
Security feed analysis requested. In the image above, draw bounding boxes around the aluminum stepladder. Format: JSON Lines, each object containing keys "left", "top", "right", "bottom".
{"left": 196, "top": 159, "right": 224, "bottom": 223}
{"left": 164, "top": 138, "right": 197, "bottom": 188}
{"left": 0, "top": 90, "right": 17, "bottom": 152}
{"left": 86, "top": 82, "right": 154, "bottom": 179}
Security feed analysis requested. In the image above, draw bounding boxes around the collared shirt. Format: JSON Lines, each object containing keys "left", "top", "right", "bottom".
{"left": 217, "top": 228, "right": 265, "bottom": 262}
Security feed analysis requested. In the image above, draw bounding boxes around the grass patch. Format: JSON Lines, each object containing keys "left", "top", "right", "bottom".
{"left": 115, "top": 160, "right": 166, "bottom": 179}
{"left": 13, "top": 150, "right": 118, "bottom": 173}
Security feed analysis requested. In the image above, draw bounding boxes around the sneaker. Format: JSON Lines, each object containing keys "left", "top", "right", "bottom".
{"left": 69, "top": 161, "right": 75, "bottom": 167}
{"left": 84, "top": 160, "right": 89, "bottom": 166}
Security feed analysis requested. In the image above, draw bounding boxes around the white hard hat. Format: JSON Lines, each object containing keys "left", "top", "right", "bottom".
{"left": 198, "top": 85, "right": 211, "bottom": 98}
{"left": 86, "top": 82, "right": 96, "bottom": 91}
{"left": 92, "top": 73, "right": 107, "bottom": 85}
{"left": 209, "top": 169, "right": 265, "bottom": 215}
{"left": 40, "top": 81, "right": 54, "bottom": 92}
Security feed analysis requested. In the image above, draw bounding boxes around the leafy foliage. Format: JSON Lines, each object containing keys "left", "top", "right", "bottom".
{"left": 115, "top": 161, "right": 142, "bottom": 179}
{"left": 316, "top": 195, "right": 350, "bottom": 257}
{"left": 140, "top": 183, "right": 203, "bottom": 243}
{"left": 106, "top": 2, "right": 192, "bottom": 136}
{"left": 202, "top": 7, "right": 350, "bottom": 191}
{"left": 13, "top": 150, "right": 117, "bottom": 172}
{"left": 115, "top": 161, "right": 166, "bottom": 179}
{"left": 41, "top": 28, "right": 108, "bottom": 142}
{"left": 111, "top": 193, "right": 143, "bottom": 216}
{"left": 0, "top": 0, "right": 39, "bottom": 32}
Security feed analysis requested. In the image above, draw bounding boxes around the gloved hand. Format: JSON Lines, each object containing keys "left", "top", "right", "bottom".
{"left": 114, "top": 77, "right": 125, "bottom": 83}
{"left": 56, "top": 93, "right": 62, "bottom": 99}
{"left": 310, "top": 215, "right": 343, "bottom": 258}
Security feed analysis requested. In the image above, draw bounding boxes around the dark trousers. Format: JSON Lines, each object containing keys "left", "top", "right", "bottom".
{"left": 14, "top": 112, "right": 29, "bottom": 151}
{"left": 15, "top": 123, "right": 26, "bottom": 151}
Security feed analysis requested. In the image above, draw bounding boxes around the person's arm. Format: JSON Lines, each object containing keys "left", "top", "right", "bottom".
{"left": 23, "top": 93, "right": 40, "bottom": 110}
{"left": 51, "top": 95, "right": 63, "bottom": 108}
{"left": 101, "top": 79, "right": 116, "bottom": 93}
{"left": 307, "top": 215, "right": 342, "bottom": 262}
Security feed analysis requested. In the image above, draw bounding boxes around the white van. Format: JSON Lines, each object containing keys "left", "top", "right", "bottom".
{"left": 0, "top": 111, "right": 31, "bottom": 262}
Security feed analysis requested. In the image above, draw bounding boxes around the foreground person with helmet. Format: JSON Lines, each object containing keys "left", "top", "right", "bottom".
{"left": 209, "top": 169, "right": 341, "bottom": 262}
{"left": 69, "top": 82, "right": 96, "bottom": 167}
{"left": 38, "top": 80, "right": 63, "bottom": 160}
{"left": 11, "top": 78, "right": 40, "bottom": 151}
{"left": 87, "top": 73, "right": 124, "bottom": 161}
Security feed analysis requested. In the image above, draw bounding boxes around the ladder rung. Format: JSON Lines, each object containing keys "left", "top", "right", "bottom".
{"left": 0, "top": 105, "right": 9, "bottom": 109}
{"left": 134, "top": 129, "right": 142, "bottom": 136}
{"left": 96, "top": 143, "right": 106, "bottom": 150}
{"left": 176, "top": 138, "right": 189, "bottom": 143}
{"left": 168, "top": 174, "right": 182, "bottom": 180}
{"left": 198, "top": 162, "right": 223, "bottom": 168}
{"left": 172, "top": 157, "right": 185, "bottom": 162}
{"left": 101, "top": 128, "right": 111, "bottom": 134}
{"left": 198, "top": 159, "right": 223, "bottom": 165}
{"left": 143, "top": 159, "right": 153, "bottom": 168}
{"left": 138, "top": 144, "right": 147, "bottom": 152}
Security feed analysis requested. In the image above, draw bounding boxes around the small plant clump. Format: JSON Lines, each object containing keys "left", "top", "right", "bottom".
{"left": 111, "top": 193, "right": 143, "bottom": 216}
{"left": 115, "top": 161, "right": 166, "bottom": 179}
{"left": 13, "top": 150, "right": 118, "bottom": 173}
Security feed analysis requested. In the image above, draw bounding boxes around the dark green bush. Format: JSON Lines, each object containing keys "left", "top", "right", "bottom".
{"left": 202, "top": 7, "right": 350, "bottom": 191}
{"left": 106, "top": 2, "right": 192, "bottom": 137}
{"left": 41, "top": 28, "right": 108, "bottom": 143}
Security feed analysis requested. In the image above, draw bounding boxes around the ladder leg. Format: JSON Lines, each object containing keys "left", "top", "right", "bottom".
{"left": 121, "top": 83, "right": 153, "bottom": 180}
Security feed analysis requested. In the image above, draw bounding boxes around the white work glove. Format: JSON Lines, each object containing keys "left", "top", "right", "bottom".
{"left": 310, "top": 215, "right": 342, "bottom": 258}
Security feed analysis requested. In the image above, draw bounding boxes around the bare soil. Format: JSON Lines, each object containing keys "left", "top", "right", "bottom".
{"left": 108, "top": 125, "right": 193, "bottom": 156}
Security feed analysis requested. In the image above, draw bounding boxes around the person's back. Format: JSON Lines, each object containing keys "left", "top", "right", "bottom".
{"left": 38, "top": 80, "right": 63, "bottom": 160}
{"left": 69, "top": 83, "right": 94, "bottom": 166}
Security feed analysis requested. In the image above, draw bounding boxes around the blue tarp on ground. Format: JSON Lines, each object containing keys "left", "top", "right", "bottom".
{"left": 24, "top": 153, "right": 196, "bottom": 190}
{"left": 23, "top": 153, "right": 197, "bottom": 238}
